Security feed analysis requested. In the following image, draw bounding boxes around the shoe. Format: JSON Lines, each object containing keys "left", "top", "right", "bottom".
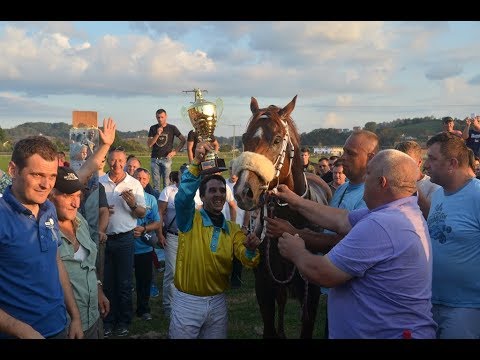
{"left": 114, "top": 327, "right": 129, "bottom": 337}
{"left": 141, "top": 313, "right": 152, "bottom": 321}
{"left": 150, "top": 284, "right": 159, "bottom": 298}
{"left": 104, "top": 327, "right": 113, "bottom": 338}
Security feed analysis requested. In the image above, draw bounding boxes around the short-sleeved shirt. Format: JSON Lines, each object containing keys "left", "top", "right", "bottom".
{"left": 465, "top": 129, "right": 480, "bottom": 156}
{"left": 428, "top": 178, "right": 480, "bottom": 308}
{"left": 59, "top": 213, "right": 99, "bottom": 332}
{"left": 0, "top": 186, "right": 67, "bottom": 338}
{"left": 187, "top": 130, "right": 217, "bottom": 153}
{"left": 134, "top": 191, "right": 161, "bottom": 255}
{"left": 327, "top": 196, "right": 436, "bottom": 339}
{"left": 148, "top": 123, "right": 182, "bottom": 158}
{"left": 159, "top": 184, "right": 179, "bottom": 233}
{"left": 99, "top": 172, "right": 146, "bottom": 235}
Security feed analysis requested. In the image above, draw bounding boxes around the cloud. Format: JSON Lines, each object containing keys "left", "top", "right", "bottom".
{"left": 425, "top": 63, "right": 463, "bottom": 80}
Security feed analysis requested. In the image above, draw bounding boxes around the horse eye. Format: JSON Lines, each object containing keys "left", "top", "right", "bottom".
{"left": 273, "top": 136, "right": 282, "bottom": 145}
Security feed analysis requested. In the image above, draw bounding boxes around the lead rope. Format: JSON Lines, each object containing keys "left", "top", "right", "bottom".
{"left": 263, "top": 186, "right": 311, "bottom": 321}
{"left": 264, "top": 194, "right": 297, "bottom": 285}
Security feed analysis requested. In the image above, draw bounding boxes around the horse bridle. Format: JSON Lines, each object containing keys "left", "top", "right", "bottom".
{"left": 256, "top": 113, "right": 295, "bottom": 192}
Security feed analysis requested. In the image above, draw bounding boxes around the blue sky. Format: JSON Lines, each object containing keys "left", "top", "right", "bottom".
{"left": 0, "top": 21, "right": 479, "bottom": 138}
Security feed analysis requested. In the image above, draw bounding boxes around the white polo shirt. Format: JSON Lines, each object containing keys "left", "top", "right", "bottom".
{"left": 99, "top": 172, "right": 146, "bottom": 235}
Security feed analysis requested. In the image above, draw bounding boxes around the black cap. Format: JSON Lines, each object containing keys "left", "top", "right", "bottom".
{"left": 54, "top": 166, "right": 84, "bottom": 194}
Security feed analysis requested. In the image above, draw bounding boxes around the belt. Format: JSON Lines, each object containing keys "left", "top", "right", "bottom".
{"left": 107, "top": 230, "right": 133, "bottom": 239}
{"left": 167, "top": 230, "right": 178, "bottom": 236}
{"left": 151, "top": 156, "right": 168, "bottom": 160}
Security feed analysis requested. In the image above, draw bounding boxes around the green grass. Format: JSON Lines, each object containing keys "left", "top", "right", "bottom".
{"left": 126, "top": 266, "right": 326, "bottom": 339}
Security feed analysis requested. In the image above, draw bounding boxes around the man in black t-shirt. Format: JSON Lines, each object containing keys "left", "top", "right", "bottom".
{"left": 147, "top": 109, "right": 186, "bottom": 191}
{"left": 186, "top": 129, "right": 220, "bottom": 164}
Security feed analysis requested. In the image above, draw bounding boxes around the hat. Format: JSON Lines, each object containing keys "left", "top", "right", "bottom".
{"left": 54, "top": 166, "right": 84, "bottom": 194}
{"left": 442, "top": 116, "right": 454, "bottom": 123}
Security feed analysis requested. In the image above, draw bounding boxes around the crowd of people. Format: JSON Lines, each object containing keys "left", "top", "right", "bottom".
{"left": 1, "top": 111, "right": 479, "bottom": 339}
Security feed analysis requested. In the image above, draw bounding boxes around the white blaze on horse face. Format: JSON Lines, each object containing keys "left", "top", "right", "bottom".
{"left": 253, "top": 127, "right": 263, "bottom": 140}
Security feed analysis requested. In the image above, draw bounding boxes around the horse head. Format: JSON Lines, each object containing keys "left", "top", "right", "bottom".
{"left": 233, "top": 95, "right": 304, "bottom": 211}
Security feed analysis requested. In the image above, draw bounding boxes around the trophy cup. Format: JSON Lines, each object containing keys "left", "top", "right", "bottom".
{"left": 182, "top": 88, "right": 227, "bottom": 175}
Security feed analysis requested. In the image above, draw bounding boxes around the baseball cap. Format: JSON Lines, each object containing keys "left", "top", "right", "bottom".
{"left": 54, "top": 166, "right": 84, "bottom": 194}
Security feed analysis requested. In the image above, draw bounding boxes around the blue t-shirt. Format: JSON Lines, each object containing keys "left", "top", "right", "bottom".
{"left": 134, "top": 191, "right": 161, "bottom": 255}
{"left": 465, "top": 129, "right": 480, "bottom": 156}
{"left": 428, "top": 178, "right": 480, "bottom": 307}
{"left": 0, "top": 186, "right": 67, "bottom": 338}
{"left": 327, "top": 196, "right": 437, "bottom": 339}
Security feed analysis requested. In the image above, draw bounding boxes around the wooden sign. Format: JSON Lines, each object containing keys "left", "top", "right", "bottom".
{"left": 72, "top": 111, "right": 98, "bottom": 128}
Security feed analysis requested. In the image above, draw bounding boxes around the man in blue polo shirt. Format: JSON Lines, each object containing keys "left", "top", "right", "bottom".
{"left": 0, "top": 136, "right": 83, "bottom": 339}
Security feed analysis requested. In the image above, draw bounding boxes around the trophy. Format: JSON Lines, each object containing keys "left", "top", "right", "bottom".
{"left": 181, "top": 88, "right": 227, "bottom": 175}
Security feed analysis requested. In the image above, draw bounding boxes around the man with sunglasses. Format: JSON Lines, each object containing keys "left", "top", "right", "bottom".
{"left": 147, "top": 109, "right": 186, "bottom": 192}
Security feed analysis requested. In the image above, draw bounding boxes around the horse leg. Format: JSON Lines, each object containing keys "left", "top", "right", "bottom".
{"left": 276, "top": 285, "right": 288, "bottom": 339}
{"left": 299, "top": 283, "right": 321, "bottom": 339}
{"left": 254, "top": 269, "right": 278, "bottom": 338}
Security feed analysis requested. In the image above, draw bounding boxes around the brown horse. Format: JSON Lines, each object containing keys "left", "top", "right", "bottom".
{"left": 232, "top": 95, "right": 331, "bottom": 338}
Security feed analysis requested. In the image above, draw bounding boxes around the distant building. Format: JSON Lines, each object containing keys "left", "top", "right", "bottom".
{"left": 313, "top": 146, "right": 343, "bottom": 156}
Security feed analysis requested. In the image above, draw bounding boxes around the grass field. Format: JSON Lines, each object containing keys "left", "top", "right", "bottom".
{"left": 127, "top": 264, "right": 327, "bottom": 339}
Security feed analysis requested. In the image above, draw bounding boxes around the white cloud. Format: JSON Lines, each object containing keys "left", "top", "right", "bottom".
{"left": 0, "top": 21, "right": 478, "bottom": 136}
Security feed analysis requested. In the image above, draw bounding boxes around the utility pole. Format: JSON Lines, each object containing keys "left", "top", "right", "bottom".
{"left": 224, "top": 124, "right": 239, "bottom": 157}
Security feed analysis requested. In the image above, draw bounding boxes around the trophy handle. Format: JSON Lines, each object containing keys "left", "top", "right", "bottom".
{"left": 216, "top": 98, "right": 224, "bottom": 119}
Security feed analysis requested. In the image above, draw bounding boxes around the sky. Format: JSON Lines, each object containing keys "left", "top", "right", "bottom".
{"left": 0, "top": 21, "right": 479, "bottom": 138}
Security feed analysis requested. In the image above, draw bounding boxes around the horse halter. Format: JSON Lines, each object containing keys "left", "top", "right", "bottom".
{"left": 256, "top": 113, "right": 295, "bottom": 192}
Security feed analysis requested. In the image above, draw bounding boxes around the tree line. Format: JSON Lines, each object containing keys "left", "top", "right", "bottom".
{"left": 0, "top": 116, "right": 456, "bottom": 153}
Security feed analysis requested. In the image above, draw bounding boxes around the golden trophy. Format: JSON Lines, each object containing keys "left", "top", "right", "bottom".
{"left": 181, "top": 88, "right": 227, "bottom": 175}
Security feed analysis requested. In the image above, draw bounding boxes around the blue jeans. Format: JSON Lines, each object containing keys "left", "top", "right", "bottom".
{"left": 103, "top": 231, "right": 135, "bottom": 330}
{"left": 150, "top": 157, "right": 172, "bottom": 191}
{"left": 433, "top": 304, "right": 480, "bottom": 339}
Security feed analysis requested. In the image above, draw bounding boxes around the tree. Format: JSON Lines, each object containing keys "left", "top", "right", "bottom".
{"left": 0, "top": 126, "right": 6, "bottom": 143}
{"left": 364, "top": 122, "right": 377, "bottom": 133}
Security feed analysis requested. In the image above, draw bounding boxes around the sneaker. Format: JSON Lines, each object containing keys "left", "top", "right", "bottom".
{"left": 114, "top": 327, "right": 129, "bottom": 337}
{"left": 104, "top": 327, "right": 113, "bottom": 338}
{"left": 141, "top": 313, "right": 152, "bottom": 321}
{"left": 150, "top": 284, "right": 159, "bottom": 298}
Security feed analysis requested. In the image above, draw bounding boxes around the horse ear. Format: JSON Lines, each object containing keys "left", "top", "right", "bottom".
{"left": 279, "top": 95, "right": 297, "bottom": 118}
{"left": 250, "top": 97, "right": 259, "bottom": 114}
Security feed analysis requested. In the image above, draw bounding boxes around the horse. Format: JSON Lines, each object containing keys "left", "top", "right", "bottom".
{"left": 232, "top": 95, "right": 332, "bottom": 339}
